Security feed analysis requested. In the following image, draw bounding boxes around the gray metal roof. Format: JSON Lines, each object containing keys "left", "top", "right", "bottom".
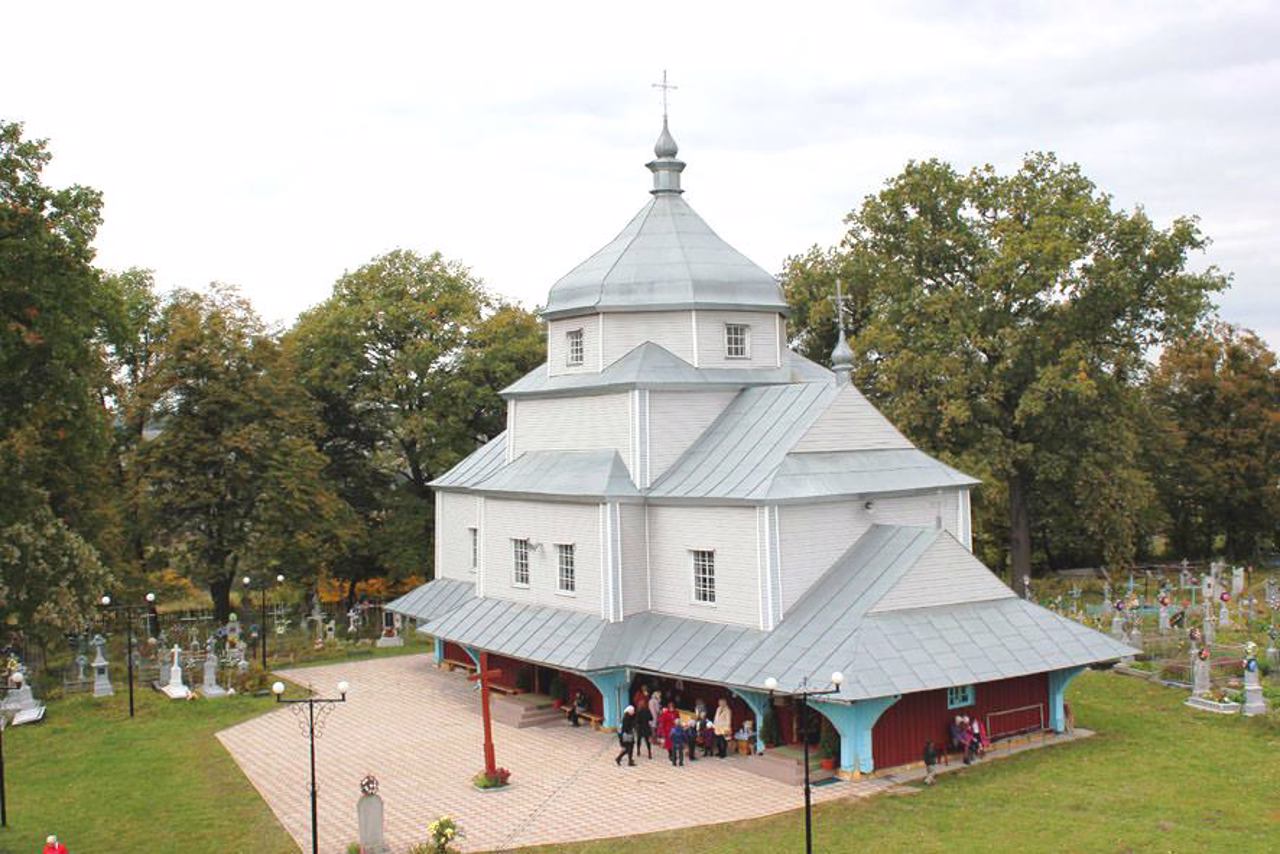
{"left": 542, "top": 191, "right": 789, "bottom": 321}
{"left": 431, "top": 432, "right": 507, "bottom": 488}
{"left": 502, "top": 341, "right": 831, "bottom": 399}
{"left": 767, "top": 449, "right": 980, "bottom": 501}
{"left": 471, "top": 450, "right": 639, "bottom": 498}
{"left": 385, "top": 577, "right": 476, "bottom": 624}
{"left": 391, "top": 525, "right": 1135, "bottom": 700}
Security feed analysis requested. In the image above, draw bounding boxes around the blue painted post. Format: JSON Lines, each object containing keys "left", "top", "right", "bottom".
{"left": 461, "top": 645, "right": 481, "bottom": 668}
{"left": 584, "top": 668, "right": 630, "bottom": 731}
{"left": 729, "top": 688, "right": 771, "bottom": 753}
{"left": 432, "top": 635, "right": 445, "bottom": 665}
{"left": 1047, "top": 666, "right": 1085, "bottom": 732}
{"left": 811, "top": 696, "right": 899, "bottom": 776}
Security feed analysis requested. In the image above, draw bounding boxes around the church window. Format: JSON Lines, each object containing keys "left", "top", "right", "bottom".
{"left": 566, "top": 328, "right": 585, "bottom": 365}
{"left": 468, "top": 527, "right": 478, "bottom": 571}
{"left": 692, "top": 550, "right": 716, "bottom": 604}
{"left": 557, "top": 543, "right": 576, "bottom": 593}
{"left": 947, "top": 684, "right": 975, "bottom": 709}
{"left": 512, "top": 538, "right": 530, "bottom": 586}
{"left": 724, "top": 323, "right": 750, "bottom": 358}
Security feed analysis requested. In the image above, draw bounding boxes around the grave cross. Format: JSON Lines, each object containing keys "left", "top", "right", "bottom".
{"left": 467, "top": 652, "right": 505, "bottom": 778}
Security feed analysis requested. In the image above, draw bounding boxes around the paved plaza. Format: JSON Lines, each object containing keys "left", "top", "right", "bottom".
{"left": 217, "top": 654, "right": 901, "bottom": 851}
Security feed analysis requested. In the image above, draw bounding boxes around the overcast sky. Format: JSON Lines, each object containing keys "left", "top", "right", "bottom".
{"left": 10, "top": 1, "right": 1278, "bottom": 344}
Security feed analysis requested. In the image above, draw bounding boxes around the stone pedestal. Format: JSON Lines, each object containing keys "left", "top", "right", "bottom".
{"left": 92, "top": 640, "right": 114, "bottom": 698}
{"left": 1242, "top": 667, "right": 1267, "bottom": 717}
{"left": 200, "top": 655, "right": 226, "bottom": 698}
{"left": 357, "top": 792, "right": 386, "bottom": 853}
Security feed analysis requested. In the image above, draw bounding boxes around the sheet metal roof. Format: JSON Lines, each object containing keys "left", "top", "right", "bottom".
{"left": 502, "top": 342, "right": 831, "bottom": 399}
{"left": 390, "top": 526, "right": 1135, "bottom": 701}
{"left": 542, "top": 192, "right": 789, "bottom": 321}
{"left": 432, "top": 432, "right": 507, "bottom": 489}
{"left": 473, "top": 450, "right": 639, "bottom": 498}
{"left": 766, "top": 449, "right": 980, "bottom": 500}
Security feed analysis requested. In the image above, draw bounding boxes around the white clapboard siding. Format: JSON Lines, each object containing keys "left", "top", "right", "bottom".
{"left": 647, "top": 505, "right": 758, "bottom": 627}
{"left": 437, "top": 492, "right": 480, "bottom": 580}
{"left": 695, "top": 310, "right": 780, "bottom": 369}
{"left": 777, "top": 491, "right": 964, "bottom": 613}
{"left": 510, "top": 393, "right": 632, "bottom": 469}
{"left": 791, "top": 384, "right": 914, "bottom": 452}
{"left": 480, "top": 497, "right": 602, "bottom": 615}
{"left": 870, "top": 534, "right": 1015, "bottom": 613}
{"left": 620, "top": 503, "right": 648, "bottom": 616}
{"left": 603, "top": 311, "right": 695, "bottom": 368}
{"left": 648, "top": 390, "right": 737, "bottom": 481}
{"left": 547, "top": 316, "right": 601, "bottom": 377}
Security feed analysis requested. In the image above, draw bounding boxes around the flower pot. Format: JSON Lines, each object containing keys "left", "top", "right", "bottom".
{"left": 820, "top": 758, "right": 836, "bottom": 771}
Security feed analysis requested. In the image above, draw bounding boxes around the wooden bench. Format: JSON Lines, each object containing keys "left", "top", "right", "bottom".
{"left": 441, "top": 658, "right": 477, "bottom": 675}
{"left": 562, "top": 706, "right": 604, "bottom": 729}
{"left": 489, "top": 683, "right": 521, "bottom": 696}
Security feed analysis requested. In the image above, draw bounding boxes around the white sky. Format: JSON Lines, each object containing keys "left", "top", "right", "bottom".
{"left": 10, "top": 1, "right": 1279, "bottom": 344}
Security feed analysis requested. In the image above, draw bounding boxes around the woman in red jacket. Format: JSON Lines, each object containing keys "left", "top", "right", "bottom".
{"left": 655, "top": 700, "right": 679, "bottom": 749}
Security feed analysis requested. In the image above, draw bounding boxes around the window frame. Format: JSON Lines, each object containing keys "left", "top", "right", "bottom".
{"left": 691, "top": 549, "right": 716, "bottom": 605}
{"left": 556, "top": 543, "right": 576, "bottom": 595}
{"left": 566, "top": 328, "right": 585, "bottom": 366}
{"left": 946, "top": 684, "right": 975, "bottom": 709}
{"left": 511, "top": 538, "right": 530, "bottom": 588}
{"left": 724, "top": 323, "right": 751, "bottom": 359}
{"left": 468, "top": 526, "right": 478, "bottom": 572}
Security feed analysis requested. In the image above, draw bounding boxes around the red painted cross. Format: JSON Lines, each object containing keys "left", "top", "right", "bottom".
{"left": 467, "top": 652, "right": 504, "bottom": 777}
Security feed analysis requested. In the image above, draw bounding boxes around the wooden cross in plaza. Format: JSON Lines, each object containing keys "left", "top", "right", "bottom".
{"left": 467, "top": 651, "right": 503, "bottom": 777}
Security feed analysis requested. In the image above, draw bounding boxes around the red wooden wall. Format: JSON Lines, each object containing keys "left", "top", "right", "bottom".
{"left": 870, "top": 672, "right": 1049, "bottom": 769}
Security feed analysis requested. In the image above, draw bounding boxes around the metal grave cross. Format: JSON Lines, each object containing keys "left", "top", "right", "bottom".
{"left": 467, "top": 652, "right": 504, "bottom": 777}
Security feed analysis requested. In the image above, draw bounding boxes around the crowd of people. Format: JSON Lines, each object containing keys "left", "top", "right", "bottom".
{"left": 614, "top": 685, "right": 735, "bottom": 767}
{"left": 949, "top": 714, "right": 990, "bottom": 765}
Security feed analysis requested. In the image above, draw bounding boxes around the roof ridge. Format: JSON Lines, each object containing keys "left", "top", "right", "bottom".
{"left": 593, "top": 197, "right": 659, "bottom": 310}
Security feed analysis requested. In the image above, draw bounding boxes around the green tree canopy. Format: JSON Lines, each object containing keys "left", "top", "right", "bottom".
{"left": 781, "top": 153, "right": 1225, "bottom": 577}
{"left": 1148, "top": 323, "right": 1278, "bottom": 561}
{"left": 288, "top": 249, "right": 544, "bottom": 591}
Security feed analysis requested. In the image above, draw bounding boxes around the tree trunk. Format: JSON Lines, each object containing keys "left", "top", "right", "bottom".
{"left": 210, "top": 575, "right": 233, "bottom": 623}
{"left": 1008, "top": 469, "right": 1033, "bottom": 582}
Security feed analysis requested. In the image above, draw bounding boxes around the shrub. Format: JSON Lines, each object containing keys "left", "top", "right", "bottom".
{"left": 818, "top": 718, "right": 840, "bottom": 760}
{"left": 760, "top": 706, "right": 779, "bottom": 747}
{"left": 418, "top": 815, "right": 463, "bottom": 853}
{"left": 347, "top": 843, "right": 363, "bottom": 854}
{"left": 472, "top": 767, "right": 511, "bottom": 788}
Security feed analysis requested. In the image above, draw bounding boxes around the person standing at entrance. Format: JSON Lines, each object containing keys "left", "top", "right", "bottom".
{"left": 649, "top": 690, "right": 664, "bottom": 743}
{"left": 713, "top": 698, "right": 732, "bottom": 758}
{"left": 616, "top": 705, "right": 637, "bottom": 766}
{"left": 635, "top": 699, "right": 654, "bottom": 759}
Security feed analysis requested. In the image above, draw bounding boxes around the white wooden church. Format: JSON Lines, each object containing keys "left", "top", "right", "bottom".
{"left": 389, "top": 119, "right": 1130, "bottom": 776}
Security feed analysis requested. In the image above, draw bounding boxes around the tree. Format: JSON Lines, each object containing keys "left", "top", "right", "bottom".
{"left": 781, "top": 153, "right": 1224, "bottom": 577}
{"left": 288, "top": 249, "right": 544, "bottom": 591}
{"left": 1148, "top": 323, "right": 1278, "bottom": 561}
{"left": 140, "top": 286, "right": 349, "bottom": 620}
{"left": 1, "top": 121, "right": 122, "bottom": 635}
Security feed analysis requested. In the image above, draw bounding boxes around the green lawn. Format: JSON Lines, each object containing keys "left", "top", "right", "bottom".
{"left": 3, "top": 665, "right": 1276, "bottom": 853}
{"left": 528, "top": 670, "right": 1280, "bottom": 854}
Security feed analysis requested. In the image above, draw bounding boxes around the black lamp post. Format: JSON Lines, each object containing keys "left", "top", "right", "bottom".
{"left": 0, "top": 678, "right": 15, "bottom": 827}
{"left": 272, "top": 679, "right": 348, "bottom": 854}
{"left": 764, "top": 671, "right": 844, "bottom": 854}
{"left": 242, "top": 573, "right": 285, "bottom": 671}
{"left": 99, "top": 592, "right": 157, "bottom": 719}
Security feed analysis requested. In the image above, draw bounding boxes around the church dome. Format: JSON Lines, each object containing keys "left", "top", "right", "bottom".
{"left": 542, "top": 121, "right": 788, "bottom": 321}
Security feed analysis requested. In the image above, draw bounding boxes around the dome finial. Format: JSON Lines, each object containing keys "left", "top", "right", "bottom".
{"left": 646, "top": 71, "right": 685, "bottom": 194}
{"left": 831, "top": 278, "right": 853, "bottom": 386}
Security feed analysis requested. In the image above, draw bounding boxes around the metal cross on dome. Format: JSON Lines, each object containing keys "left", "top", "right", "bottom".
{"left": 830, "top": 279, "right": 854, "bottom": 328}
{"left": 652, "top": 70, "right": 677, "bottom": 119}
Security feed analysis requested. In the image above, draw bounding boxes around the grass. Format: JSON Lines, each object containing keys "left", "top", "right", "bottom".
{"left": 526, "top": 670, "right": 1280, "bottom": 854}
{"left": 5, "top": 662, "right": 1277, "bottom": 853}
{"left": 0, "top": 638, "right": 430, "bottom": 854}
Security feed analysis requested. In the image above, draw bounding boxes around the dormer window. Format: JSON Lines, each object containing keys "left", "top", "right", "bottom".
{"left": 566, "top": 329, "right": 584, "bottom": 366}
{"left": 725, "top": 323, "right": 750, "bottom": 359}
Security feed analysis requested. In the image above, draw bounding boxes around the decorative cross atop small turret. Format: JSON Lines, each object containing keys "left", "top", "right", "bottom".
{"left": 646, "top": 70, "right": 685, "bottom": 194}
{"left": 830, "top": 279, "right": 854, "bottom": 386}
{"left": 652, "top": 69, "right": 678, "bottom": 120}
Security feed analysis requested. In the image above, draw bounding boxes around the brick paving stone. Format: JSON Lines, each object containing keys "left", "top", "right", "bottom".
{"left": 216, "top": 655, "right": 1023, "bottom": 852}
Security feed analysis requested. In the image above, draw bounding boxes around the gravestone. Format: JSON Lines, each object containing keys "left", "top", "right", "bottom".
{"left": 324, "top": 619, "right": 336, "bottom": 642}
{"left": 92, "top": 635, "right": 114, "bottom": 698}
{"left": 1110, "top": 604, "right": 1125, "bottom": 640}
{"left": 356, "top": 775, "right": 387, "bottom": 853}
{"left": 1158, "top": 596, "right": 1171, "bottom": 633}
{"left": 1266, "top": 626, "right": 1279, "bottom": 667}
{"left": 347, "top": 607, "right": 361, "bottom": 635}
{"left": 200, "top": 638, "right": 226, "bottom": 698}
{"left": 1241, "top": 643, "right": 1267, "bottom": 717}
{"left": 1218, "top": 597, "right": 1232, "bottom": 629}
{"left": 376, "top": 611, "right": 404, "bottom": 648}
{"left": 2, "top": 670, "right": 47, "bottom": 725}
{"left": 161, "top": 645, "right": 191, "bottom": 699}
{"left": 1231, "top": 566, "right": 1245, "bottom": 597}
{"left": 225, "top": 614, "right": 245, "bottom": 665}
{"left": 1191, "top": 650, "right": 1210, "bottom": 696}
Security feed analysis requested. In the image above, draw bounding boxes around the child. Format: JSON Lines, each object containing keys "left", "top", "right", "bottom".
{"left": 922, "top": 739, "right": 938, "bottom": 785}
{"left": 686, "top": 719, "right": 700, "bottom": 762}
{"left": 668, "top": 718, "right": 686, "bottom": 766}
{"left": 701, "top": 714, "right": 717, "bottom": 757}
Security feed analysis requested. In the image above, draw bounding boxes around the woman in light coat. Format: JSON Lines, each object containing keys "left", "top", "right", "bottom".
{"left": 713, "top": 697, "right": 733, "bottom": 758}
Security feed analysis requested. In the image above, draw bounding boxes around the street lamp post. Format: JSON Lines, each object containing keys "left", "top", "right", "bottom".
{"left": 0, "top": 679, "right": 13, "bottom": 827}
{"left": 272, "top": 679, "right": 348, "bottom": 854}
{"left": 99, "top": 592, "right": 157, "bottom": 719}
{"left": 242, "top": 574, "right": 285, "bottom": 671}
{"left": 764, "top": 671, "right": 844, "bottom": 854}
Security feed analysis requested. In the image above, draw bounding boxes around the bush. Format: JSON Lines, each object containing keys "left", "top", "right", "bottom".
{"left": 760, "top": 706, "right": 779, "bottom": 747}
{"left": 818, "top": 718, "right": 840, "bottom": 760}
{"left": 347, "top": 843, "right": 363, "bottom": 854}
{"left": 416, "top": 815, "right": 463, "bottom": 853}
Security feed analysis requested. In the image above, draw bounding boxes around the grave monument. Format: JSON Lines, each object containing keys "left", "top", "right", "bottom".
{"left": 356, "top": 775, "right": 387, "bottom": 853}
{"left": 1241, "top": 642, "right": 1267, "bottom": 717}
{"left": 200, "top": 637, "right": 226, "bottom": 698}
{"left": 161, "top": 645, "right": 191, "bottom": 699}
{"left": 91, "top": 634, "right": 113, "bottom": 697}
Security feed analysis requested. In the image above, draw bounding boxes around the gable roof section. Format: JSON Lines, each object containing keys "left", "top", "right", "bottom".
{"left": 869, "top": 533, "right": 1015, "bottom": 613}
{"left": 792, "top": 384, "right": 913, "bottom": 452}
{"left": 502, "top": 341, "right": 831, "bottom": 399}
{"left": 390, "top": 525, "right": 1137, "bottom": 699}
{"left": 475, "top": 450, "right": 639, "bottom": 498}
{"left": 766, "top": 449, "right": 980, "bottom": 500}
